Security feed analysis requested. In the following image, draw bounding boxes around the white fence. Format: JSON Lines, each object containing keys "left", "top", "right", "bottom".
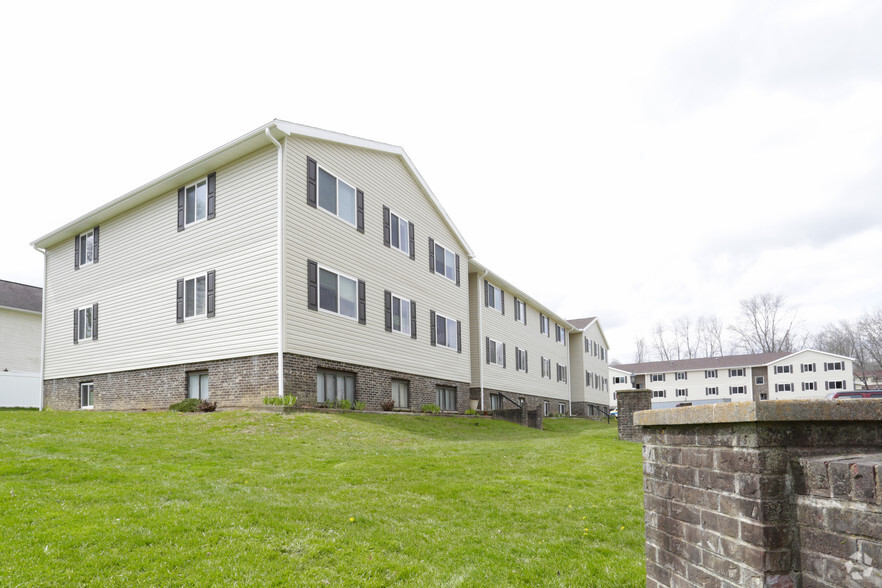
{"left": 0, "top": 371, "right": 41, "bottom": 408}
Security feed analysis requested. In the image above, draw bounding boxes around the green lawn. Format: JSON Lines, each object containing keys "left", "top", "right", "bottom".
{"left": 0, "top": 411, "right": 645, "bottom": 587}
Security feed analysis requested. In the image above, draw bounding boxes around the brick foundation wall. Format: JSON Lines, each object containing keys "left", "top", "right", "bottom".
{"left": 636, "top": 401, "right": 882, "bottom": 587}
{"left": 468, "top": 386, "right": 569, "bottom": 416}
{"left": 43, "top": 354, "right": 278, "bottom": 411}
{"left": 491, "top": 405, "right": 543, "bottom": 430}
{"left": 283, "top": 354, "right": 469, "bottom": 413}
{"left": 617, "top": 389, "right": 652, "bottom": 441}
{"left": 572, "top": 401, "right": 612, "bottom": 420}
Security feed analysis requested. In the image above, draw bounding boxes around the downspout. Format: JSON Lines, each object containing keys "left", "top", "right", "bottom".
{"left": 35, "top": 246, "right": 47, "bottom": 410}
{"left": 567, "top": 327, "right": 574, "bottom": 416}
{"left": 478, "top": 269, "right": 488, "bottom": 411}
{"left": 265, "top": 128, "right": 285, "bottom": 398}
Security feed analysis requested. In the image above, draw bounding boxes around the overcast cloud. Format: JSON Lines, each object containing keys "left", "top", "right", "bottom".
{"left": 2, "top": 0, "right": 880, "bottom": 363}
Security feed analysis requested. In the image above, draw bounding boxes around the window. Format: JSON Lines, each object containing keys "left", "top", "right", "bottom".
{"left": 802, "top": 382, "right": 817, "bottom": 391}
{"left": 185, "top": 178, "right": 209, "bottom": 226}
{"left": 705, "top": 370, "right": 718, "bottom": 379}
{"left": 433, "top": 241, "right": 457, "bottom": 282}
{"left": 543, "top": 401, "right": 549, "bottom": 416}
{"left": 824, "top": 361, "right": 844, "bottom": 371}
{"left": 515, "top": 347, "right": 528, "bottom": 372}
{"left": 653, "top": 390, "right": 666, "bottom": 398}
{"left": 391, "top": 380, "right": 409, "bottom": 409}
{"left": 389, "top": 293, "right": 412, "bottom": 336}
{"left": 600, "top": 347, "right": 606, "bottom": 361}
{"left": 541, "top": 357, "right": 551, "bottom": 379}
{"left": 317, "top": 369, "right": 355, "bottom": 404}
{"left": 79, "top": 229, "right": 95, "bottom": 267}
{"left": 729, "top": 368, "right": 744, "bottom": 377}
{"left": 556, "top": 364, "right": 567, "bottom": 383}
{"left": 614, "top": 376, "right": 629, "bottom": 384}
{"left": 75, "top": 305, "right": 96, "bottom": 342}
{"left": 676, "top": 388, "right": 687, "bottom": 397}
{"left": 801, "top": 363, "right": 816, "bottom": 373}
{"left": 825, "top": 380, "right": 846, "bottom": 390}
{"left": 514, "top": 298, "right": 526, "bottom": 324}
{"left": 586, "top": 371, "right": 593, "bottom": 387}
{"left": 318, "top": 167, "right": 357, "bottom": 225}
{"left": 760, "top": 393, "right": 768, "bottom": 400}
{"left": 188, "top": 372, "right": 209, "bottom": 400}
{"left": 558, "top": 403, "right": 565, "bottom": 415}
{"left": 487, "top": 338, "right": 505, "bottom": 367}
{"left": 184, "top": 274, "right": 208, "bottom": 319}
{"left": 434, "top": 313, "right": 460, "bottom": 351}
{"left": 518, "top": 397, "right": 525, "bottom": 406}
{"left": 540, "top": 314, "right": 549, "bottom": 336}
{"left": 650, "top": 374, "right": 665, "bottom": 382}
{"left": 486, "top": 282, "right": 504, "bottom": 313}
{"left": 706, "top": 387, "right": 719, "bottom": 396}
{"left": 675, "top": 372, "right": 687, "bottom": 381}
{"left": 80, "top": 382, "right": 94, "bottom": 409}
{"left": 389, "top": 210, "right": 410, "bottom": 256}
{"left": 774, "top": 365, "right": 792, "bottom": 374}
{"left": 776, "top": 383, "right": 793, "bottom": 392}
{"left": 319, "top": 267, "right": 358, "bottom": 319}
{"left": 436, "top": 386, "right": 456, "bottom": 411}
{"left": 490, "top": 394, "right": 503, "bottom": 410}
{"left": 730, "top": 386, "right": 746, "bottom": 395}
{"left": 755, "top": 376, "right": 765, "bottom": 385}
{"left": 555, "top": 324, "right": 566, "bottom": 345}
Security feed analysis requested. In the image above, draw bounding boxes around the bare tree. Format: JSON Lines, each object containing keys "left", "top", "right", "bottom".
{"left": 859, "top": 308, "right": 882, "bottom": 376}
{"left": 698, "top": 315, "right": 724, "bottom": 357}
{"left": 674, "top": 316, "right": 701, "bottom": 359}
{"left": 634, "top": 336, "right": 648, "bottom": 363}
{"left": 729, "top": 293, "right": 801, "bottom": 353}
{"left": 651, "top": 321, "right": 676, "bottom": 361}
{"left": 814, "top": 320, "right": 870, "bottom": 387}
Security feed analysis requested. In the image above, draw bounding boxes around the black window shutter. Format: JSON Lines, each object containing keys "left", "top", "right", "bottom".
{"left": 73, "top": 308, "right": 78, "bottom": 344}
{"left": 428, "top": 238, "right": 435, "bottom": 273}
{"left": 307, "top": 157, "right": 317, "bottom": 207}
{"left": 176, "top": 279, "right": 184, "bottom": 323}
{"left": 356, "top": 189, "right": 364, "bottom": 233}
{"left": 92, "top": 303, "right": 98, "bottom": 340}
{"left": 484, "top": 280, "right": 489, "bottom": 307}
{"left": 457, "top": 320, "right": 462, "bottom": 353}
{"left": 307, "top": 260, "right": 318, "bottom": 311}
{"left": 525, "top": 350, "right": 528, "bottom": 373}
{"left": 502, "top": 343, "right": 506, "bottom": 368}
{"left": 177, "top": 187, "right": 185, "bottom": 231}
{"left": 523, "top": 305, "right": 527, "bottom": 326}
{"left": 74, "top": 235, "right": 80, "bottom": 270}
{"left": 410, "top": 301, "right": 417, "bottom": 339}
{"left": 384, "top": 290, "right": 392, "bottom": 332}
{"left": 383, "top": 206, "right": 391, "bottom": 247}
{"left": 430, "top": 310, "right": 436, "bottom": 346}
{"left": 455, "top": 254, "right": 460, "bottom": 286}
{"left": 408, "top": 222, "right": 415, "bottom": 260}
{"left": 206, "top": 270, "right": 216, "bottom": 318}
{"left": 358, "top": 280, "right": 366, "bottom": 325}
{"left": 485, "top": 337, "right": 490, "bottom": 364}
{"left": 207, "top": 172, "right": 216, "bottom": 220}
{"left": 92, "top": 226, "right": 99, "bottom": 263}
{"left": 501, "top": 290, "right": 505, "bottom": 315}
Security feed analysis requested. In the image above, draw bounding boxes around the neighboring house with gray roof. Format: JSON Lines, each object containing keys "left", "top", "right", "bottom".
{"left": 614, "top": 349, "right": 854, "bottom": 408}
{"left": 0, "top": 280, "right": 43, "bottom": 408}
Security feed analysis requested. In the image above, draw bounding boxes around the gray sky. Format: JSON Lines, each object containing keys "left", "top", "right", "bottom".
{"left": 3, "top": 0, "right": 881, "bottom": 362}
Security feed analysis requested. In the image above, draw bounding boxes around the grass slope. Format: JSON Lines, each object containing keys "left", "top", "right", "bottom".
{"left": 0, "top": 411, "right": 644, "bottom": 587}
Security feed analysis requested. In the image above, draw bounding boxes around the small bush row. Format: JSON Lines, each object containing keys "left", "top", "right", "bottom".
{"left": 169, "top": 398, "right": 217, "bottom": 413}
{"left": 263, "top": 395, "right": 298, "bottom": 406}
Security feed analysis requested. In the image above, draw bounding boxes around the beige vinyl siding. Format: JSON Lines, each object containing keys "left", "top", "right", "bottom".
{"left": 469, "top": 275, "right": 482, "bottom": 384}
{"left": 579, "top": 321, "right": 610, "bottom": 405}
{"left": 569, "top": 334, "right": 584, "bottom": 402}
{"left": 471, "top": 277, "right": 570, "bottom": 401}
{"left": 43, "top": 147, "right": 279, "bottom": 379}
{"left": 0, "top": 308, "right": 41, "bottom": 372}
{"left": 283, "top": 136, "right": 470, "bottom": 382}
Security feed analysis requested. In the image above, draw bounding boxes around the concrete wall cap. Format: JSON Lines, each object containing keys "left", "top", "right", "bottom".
{"left": 634, "top": 399, "right": 882, "bottom": 426}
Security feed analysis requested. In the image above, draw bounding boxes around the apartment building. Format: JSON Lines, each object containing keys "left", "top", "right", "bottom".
{"left": 568, "top": 317, "right": 611, "bottom": 417}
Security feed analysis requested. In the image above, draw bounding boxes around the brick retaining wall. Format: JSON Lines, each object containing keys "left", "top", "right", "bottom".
{"left": 617, "top": 389, "right": 652, "bottom": 441}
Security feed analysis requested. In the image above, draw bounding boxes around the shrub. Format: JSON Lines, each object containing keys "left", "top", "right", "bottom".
{"left": 263, "top": 395, "right": 297, "bottom": 406}
{"left": 464, "top": 408, "right": 477, "bottom": 415}
{"left": 335, "top": 399, "right": 352, "bottom": 410}
{"left": 198, "top": 400, "right": 217, "bottom": 413}
{"left": 380, "top": 400, "right": 395, "bottom": 411}
{"left": 169, "top": 399, "right": 201, "bottom": 412}
{"left": 421, "top": 404, "right": 441, "bottom": 414}
{"left": 353, "top": 401, "right": 366, "bottom": 411}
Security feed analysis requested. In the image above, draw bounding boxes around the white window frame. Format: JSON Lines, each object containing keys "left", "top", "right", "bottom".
{"left": 80, "top": 382, "right": 94, "bottom": 409}
{"left": 825, "top": 380, "right": 846, "bottom": 390}
{"left": 613, "top": 376, "right": 628, "bottom": 385}
{"left": 488, "top": 338, "right": 504, "bottom": 367}
{"left": 318, "top": 265, "right": 359, "bottom": 321}
{"left": 435, "top": 312, "right": 458, "bottom": 351}
{"left": 541, "top": 357, "right": 551, "bottom": 379}
{"left": 776, "top": 383, "right": 793, "bottom": 392}
{"left": 543, "top": 401, "right": 549, "bottom": 416}
{"left": 317, "top": 165, "right": 357, "bottom": 226}
{"left": 653, "top": 390, "right": 666, "bottom": 398}
{"left": 183, "top": 273, "right": 208, "bottom": 320}
{"left": 187, "top": 371, "right": 209, "bottom": 400}
{"left": 557, "top": 364, "right": 567, "bottom": 383}
{"left": 558, "top": 403, "right": 565, "bottom": 415}
{"left": 540, "top": 314, "right": 550, "bottom": 337}
{"left": 436, "top": 385, "right": 457, "bottom": 411}
{"left": 317, "top": 369, "right": 356, "bottom": 404}
{"left": 650, "top": 374, "right": 665, "bottom": 383}
{"left": 391, "top": 379, "right": 409, "bottom": 409}
{"left": 77, "top": 305, "right": 93, "bottom": 341}
{"left": 706, "top": 387, "right": 719, "bottom": 396}
{"left": 514, "top": 299, "right": 526, "bottom": 324}
{"left": 487, "top": 283, "right": 503, "bottom": 313}
{"left": 390, "top": 293, "right": 412, "bottom": 336}
{"left": 184, "top": 177, "right": 209, "bottom": 227}
{"left": 78, "top": 229, "right": 95, "bottom": 267}
{"left": 675, "top": 372, "right": 687, "bottom": 381}
{"left": 555, "top": 324, "right": 566, "bottom": 345}
{"left": 824, "top": 361, "right": 844, "bottom": 371}
{"left": 729, "top": 368, "right": 745, "bottom": 377}
{"left": 433, "top": 241, "right": 457, "bottom": 283}
{"left": 388, "top": 209, "right": 410, "bottom": 256}
{"left": 516, "top": 347, "right": 527, "bottom": 372}
{"left": 705, "top": 370, "right": 718, "bottom": 379}
{"left": 755, "top": 376, "right": 765, "bottom": 385}
{"left": 729, "top": 386, "right": 746, "bottom": 395}
{"left": 675, "top": 388, "right": 687, "bottom": 397}
{"left": 774, "top": 365, "right": 792, "bottom": 374}
{"left": 801, "top": 363, "right": 816, "bottom": 373}
{"left": 802, "top": 382, "right": 817, "bottom": 391}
